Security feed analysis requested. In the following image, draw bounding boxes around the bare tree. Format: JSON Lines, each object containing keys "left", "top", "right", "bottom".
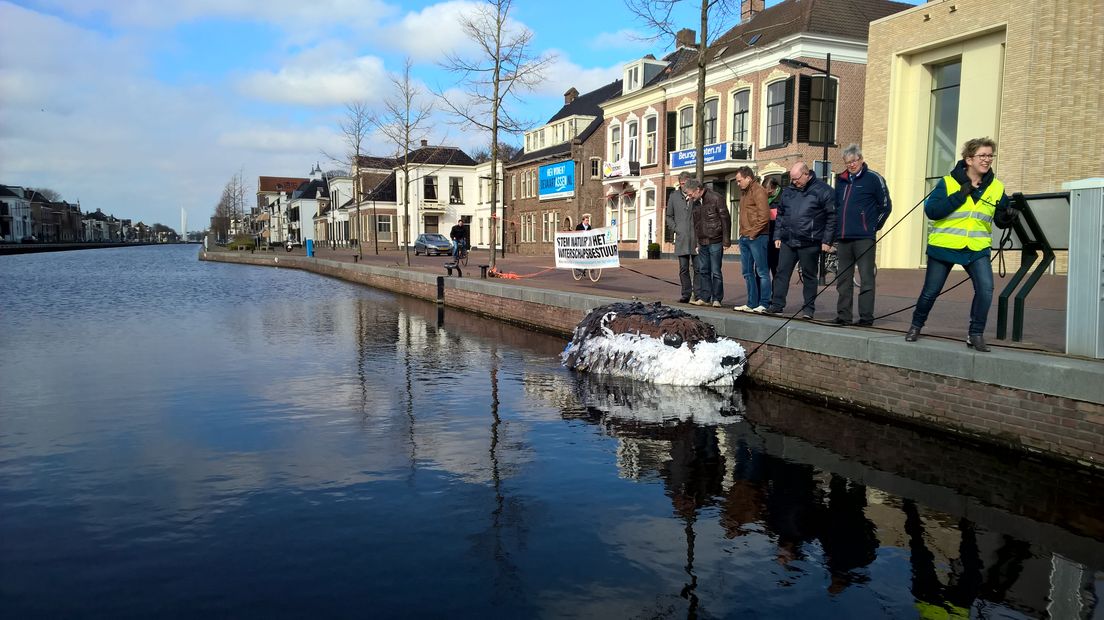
{"left": 30, "top": 187, "right": 62, "bottom": 202}
{"left": 327, "top": 101, "right": 372, "bottom": 257}
{"left": 471, "top": 142, "right": 522, "bottom": 164}
{"left": 438, "top": 0, "right": 555, "bottom": 267}
{"left": 625, "top": 0, "right": 738, "bottom": 181}
{"left": 371, "top": 57, "right": 435, "bottom": 266}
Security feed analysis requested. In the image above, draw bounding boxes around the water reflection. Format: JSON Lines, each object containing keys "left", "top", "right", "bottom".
{"left": 550, "top": 376, "right": 1104, "bottom": 618}
{"left": 1, "top": 246, "right": 1102, "bottom": 618}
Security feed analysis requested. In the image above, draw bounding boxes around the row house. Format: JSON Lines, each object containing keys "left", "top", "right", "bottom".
{"left": 313, "top": 173, "right": 352, "bottom": 247}
{"left": 0, "top": 185, "right": 34, "bottom": 242}
{"left": 352, "top": 143, "right": 502, "bottom": 251}
{"left": 256, "top": 174, "right": 308, "bottom": 244}
{"left": 600, "top": 0, "right": 911, "bottom": 258}
{"left": 503, "top": 80, "right": 623, "bottom": 256}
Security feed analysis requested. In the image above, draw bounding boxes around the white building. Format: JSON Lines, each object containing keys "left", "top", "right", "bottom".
{"left": 0, "top": 185, "right": 33, "bottom": 242}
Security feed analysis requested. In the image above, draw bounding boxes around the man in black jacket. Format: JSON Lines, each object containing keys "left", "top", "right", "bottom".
{"left": 834, "top": 145, "right": 892, "bottom": 326}
{"left": 449, "top": 218, "right": 469, "bottom": 258}
{"left": 767, "top": 162, "right": 837, "bottom": 319}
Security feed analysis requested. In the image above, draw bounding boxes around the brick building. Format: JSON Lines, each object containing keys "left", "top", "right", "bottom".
{"left": 504, "top": 80, "right": 623, "bottom": 256}
{"left": 600, "top": 0, "right": 912, "bottom": 258}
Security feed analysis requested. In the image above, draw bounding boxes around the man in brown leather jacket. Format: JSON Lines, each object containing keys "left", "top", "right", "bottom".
{"left": 687, "top": 179, "right": 731, "bottom": 307}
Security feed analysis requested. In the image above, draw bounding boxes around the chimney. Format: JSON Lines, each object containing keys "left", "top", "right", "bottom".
{"left": 420, "top": 139, "right": 428, "bottom": 147}
{"left": 564, "top": 87, "right": 579, "bottom": 105}
{"left": 741, "top": 0, "right": 764, "bottom": 22}
{"left": 675, "top": 28, "right": 696, "bottom": 49}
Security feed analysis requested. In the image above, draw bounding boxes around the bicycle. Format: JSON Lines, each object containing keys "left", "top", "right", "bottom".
{"left": 571, "top": 267, "right": 602, "bottom": 282}
{"left": 452, "top": 240, "right": 469, "bottom": 267}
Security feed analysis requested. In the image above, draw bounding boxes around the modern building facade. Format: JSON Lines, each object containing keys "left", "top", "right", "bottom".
{"left": 863, "top": 0, "right": 1102, "bottom": 269}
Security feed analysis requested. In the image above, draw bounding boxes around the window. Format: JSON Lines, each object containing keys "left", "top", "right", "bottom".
{"left": 765, "top": 78, "right": 794, "bottom": 148}
{"left": 666, "top": 111, "right": 677, "bottom": 156}
{"left": 540, "top": 131, "right": 546, "bottom": 148}
{"left": 644, "top": 115, "right": 657, "bottom": 165}
{"left": 526, "top": 135, "right": 532, "bottom": 152}
{"left": 732, "top": 90, "right": 750, "bottom": 144}
{"left": 610, "top": 124, "right": 621, "bottom": 161}
{"left": 798, "top": 75, "right": 837, "bottom": 145}
{"left": 543, "top": 212, "right": 553, "bottom": 242}
{"left": 644, "top": 188, "right": 656, "bottom": 212}
{"left": 627, "top": 120, "right": 639, "bottom": 162}
{"left": 590, "top": 157, "right": 601, "bottom": 179}
{"left": 423, "top": 175, "right": 438, "bottom": 201}
{"left": 511, "top": 174, "right": 516, "bottom": 201}
{"left": 703, "top": 99, "right": 718, "bottom": 145}
{"left": 678, "top": 107, "right": 694, "bottom": 149}
{"left": 926, "top": 61, "right": 961, "bottom": 188}
{"left": 376, "top": 215, "right": 393, "bottom": 241}
{"left": 623, "top": 194, "right": 637, "bottom": 241}
{"left": 626, "top": 65, "right": 640, "bottom": 90}
{"left": 449, "top": 177, "right": 463, "bottom": 204}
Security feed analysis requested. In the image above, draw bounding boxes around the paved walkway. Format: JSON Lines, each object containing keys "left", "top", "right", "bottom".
{"left": 255, "top": 245, "right": 1071, "bottom": 355}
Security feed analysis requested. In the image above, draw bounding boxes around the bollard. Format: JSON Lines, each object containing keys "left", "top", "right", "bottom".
{"left": 436, "top": 276, "right": 445, "bottom": 304}
{"left": 353, "top": 255, "right": 358, "bottom": 263}
{"left": 306, "top": 239, "right": 314, "bottom": 257}
{"left": 479, "top": 264, "right": 490, "bottom": 278}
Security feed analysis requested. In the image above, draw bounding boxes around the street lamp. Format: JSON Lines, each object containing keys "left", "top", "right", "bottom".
{"left": 331, "top": 188, "right": 338, "bottom": 250}
{"left": 780, "top": 53, "right": 833, "bottom": 180}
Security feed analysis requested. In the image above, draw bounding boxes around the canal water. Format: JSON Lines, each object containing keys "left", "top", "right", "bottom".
{"left": 1, "top": 244, "right": 1102, "bottom": 618}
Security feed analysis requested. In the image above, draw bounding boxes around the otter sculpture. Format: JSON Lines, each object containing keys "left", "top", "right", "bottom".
{"left": 562, "top": 301, "right": 746, "bottom": 386}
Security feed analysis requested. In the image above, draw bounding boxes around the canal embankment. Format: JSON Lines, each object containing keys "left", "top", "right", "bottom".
{"left": 200, "top": 249, "right": 1104, "bottom": 471}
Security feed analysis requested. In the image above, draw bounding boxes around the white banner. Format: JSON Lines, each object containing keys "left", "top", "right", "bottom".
{"left": 554, "top": 225, "right": 620, "bottom": 270}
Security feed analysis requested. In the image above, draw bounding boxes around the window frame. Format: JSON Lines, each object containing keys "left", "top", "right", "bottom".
{"left": 448, "top": 176, "right": 464, "bottom": 205}
{"left": 703, "top": 98, "right": 719, "bottom": 145}
{"left": 764, "top": 77, "right": 794, "bottom": 149}
{"left": 644, "top": 115, "right": 657, "bottom": 165}
{"left": 610, "top": 123, "right": 622, "bottom": 162}
{"left": 626, "top": 119, "right": 639, "bottom": 163}
{"left": 731, "top": 89, "right": 750, "bottom": 145}
{"left": 423, "top": 175, "right": 438, "bottom": 202}
{"left": 678, "top": 106, "right": 694, "bottom": 150}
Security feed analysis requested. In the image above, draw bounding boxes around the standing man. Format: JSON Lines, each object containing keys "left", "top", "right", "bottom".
{"left": 733, "top": 166, "right": 771, "bottom": 313}
{"left": 905, "top": 137, "right": 1015, "bottom": 352}
{"left": 575, "top": 213, "right": 592, "bottom": 231}
{"left": 834, "top": 145, "right": 892, "bottom": 326}
{"left": 688, "top": 179, "right": 731, "bottom": 308}
{"left": 767, "top": 162, "right": 836, "bottom": 319}
{"left": 664, "top": 171, "right": 696, "bottom": 303}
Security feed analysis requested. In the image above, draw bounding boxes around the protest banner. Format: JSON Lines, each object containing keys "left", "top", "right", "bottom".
{"left": 554, "top": 225, "right": 620, "bottom": 270}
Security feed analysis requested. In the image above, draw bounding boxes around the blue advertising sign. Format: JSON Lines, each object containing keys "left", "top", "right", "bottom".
{"left": 539, "top": 160, "right": 575, "bottom": 200}
{"left": 669, "top": 142, "right": 728, "bottom": 168}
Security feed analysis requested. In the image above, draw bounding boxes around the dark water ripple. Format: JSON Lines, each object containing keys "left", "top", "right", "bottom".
{"left": 1, "top": 245, "right": 1102, "bottom": 619}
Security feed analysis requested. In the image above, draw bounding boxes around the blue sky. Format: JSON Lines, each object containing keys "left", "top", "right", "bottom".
{"left": 0, "top": 0, "right": 919, "bottom": 230}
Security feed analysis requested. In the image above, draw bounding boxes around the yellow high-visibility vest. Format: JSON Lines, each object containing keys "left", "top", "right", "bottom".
{"left": 928, "top": 176, "right": 1004, "bottom": 251}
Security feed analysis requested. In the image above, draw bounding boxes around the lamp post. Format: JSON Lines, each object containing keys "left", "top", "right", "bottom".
{"left": 780, "top": 53, "right": 833, "bottom": 180}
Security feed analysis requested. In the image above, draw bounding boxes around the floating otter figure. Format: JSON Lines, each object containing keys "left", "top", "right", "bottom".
{"left": 562, "top": 301, "right": 746, "bottom": 386}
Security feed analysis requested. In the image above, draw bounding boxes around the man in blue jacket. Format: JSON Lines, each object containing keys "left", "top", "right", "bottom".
{"left": 767, "top": 162, "right": 836, "bottom": 319}
{"left": 833, "top": 145, "right": 892, "bottom": 326}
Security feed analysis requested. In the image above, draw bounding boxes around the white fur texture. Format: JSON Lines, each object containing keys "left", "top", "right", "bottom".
{"left": 562, "top": 329, "right": 746, "bottom": 386}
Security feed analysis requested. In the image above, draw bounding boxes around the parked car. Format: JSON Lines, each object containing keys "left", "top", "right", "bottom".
{"left": 413, "top": 233, "right": 453, "bottom": 256}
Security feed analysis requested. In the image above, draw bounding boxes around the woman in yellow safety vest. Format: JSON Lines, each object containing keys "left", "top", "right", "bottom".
{"left": 905, "top": 137, "right": 1016, "bottom": 352}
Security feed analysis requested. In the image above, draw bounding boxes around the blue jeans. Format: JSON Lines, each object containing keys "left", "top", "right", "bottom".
{"left": 738, "top": 236, "right": 771, "bottom": 308}
{"left": 910, "top": 255, "right": 993, "bottom": 336}
{"left": 695, "top": 243, "right": 725, "bottom": 303}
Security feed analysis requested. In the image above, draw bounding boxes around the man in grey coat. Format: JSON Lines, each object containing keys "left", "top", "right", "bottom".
{"left": 664, "top": 171, "right": 696, "bottom": 303}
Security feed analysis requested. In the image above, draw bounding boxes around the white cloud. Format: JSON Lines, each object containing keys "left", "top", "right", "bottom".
{"left": 590, "top": 28, "right": 653, "bottom": 51}
{"left": 28, "top": 0, "right": 396, "bottom": 32}
{"left": 534, "top": 53, "right": 624, "bottom": 98}
{"left": 377, "top": 0, "right": 485, "bottom": 62}
{"left": 236, "top": 53, "right": 389, "bottom": 106}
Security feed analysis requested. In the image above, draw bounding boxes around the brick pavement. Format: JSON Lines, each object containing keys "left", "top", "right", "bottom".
{"left": 285, "top": 245, "right": 1070, "bottom": 355}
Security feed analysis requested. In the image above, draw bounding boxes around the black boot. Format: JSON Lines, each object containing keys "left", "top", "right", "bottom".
{"left": 905, "top": 326, "right": 921, "bottom": 342}
{"left": 967, "top": 334, "right": 990, "bottom": 352}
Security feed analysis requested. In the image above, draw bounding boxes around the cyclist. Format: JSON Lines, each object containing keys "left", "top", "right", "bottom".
{"left": 449, "top": 218, "right": 469, "bottom": 261}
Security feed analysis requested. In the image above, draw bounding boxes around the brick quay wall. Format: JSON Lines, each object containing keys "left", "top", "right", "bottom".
{"left": 200, "top": 251, "right": 1104, "bottom": 472}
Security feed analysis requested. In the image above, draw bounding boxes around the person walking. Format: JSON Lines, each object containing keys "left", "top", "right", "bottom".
{"left": 833, "top": 145, "right": 892, "bottom": 326}
{"left": 732, "top": 166, "right": 771, "bottom": 313}
{"left": 688, "top": 179, "right": 731, "bottom": 308}
{"left": 664, "top": 171, "right": 696, "bottom": 303}
{"left": 767, "top": 162, "right": 836, "bottom": 319}
{"left": 905, "top": 137, "right": 1016, "bottom": 352}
